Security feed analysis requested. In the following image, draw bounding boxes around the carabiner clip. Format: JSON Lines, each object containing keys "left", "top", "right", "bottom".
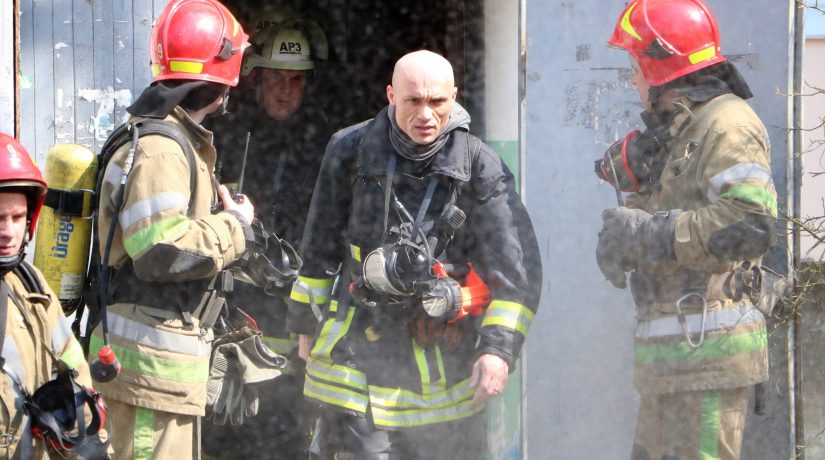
{"left": 675, "top": 292, "right": 708, "bottom": 349}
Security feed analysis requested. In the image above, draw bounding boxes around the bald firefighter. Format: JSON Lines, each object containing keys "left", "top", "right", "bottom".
{"left": 202, "top": 20, "right": 332, "bottom": 459}
{"left": 596, "top": 1, "right": 777, "bottom": 459}
{"left": 288, "top": 50, "right": 542, "bottom": 459}
{"left": 87, "top": 0, "right": 256, "bottom": 458}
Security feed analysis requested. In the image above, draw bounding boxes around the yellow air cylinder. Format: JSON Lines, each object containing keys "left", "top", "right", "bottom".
{"left": 33, "top": 144, "right": 97, "bottom": 315}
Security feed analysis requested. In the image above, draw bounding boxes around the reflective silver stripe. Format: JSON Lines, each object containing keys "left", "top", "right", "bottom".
{"left": 119, "top": 191, "right": 189, "bottom": 230}
{"left": 3, "top": 339, "right": 28, "bottom": 405}
{"left": 306, "top": 358, "right": 368, "bottom": 390}
{"left": 313, "top": 304, "right": 354, "bottom": 359}
{"left": 707, "top": 163, "right": 773, "bottom": 203}
{"left": 290, "top": 276, "right": 333, "bottom": 305}
{"left": 636, "top": 304, "right": 764, "bottom": 340}
{"left": 103, "top": 163, "right": 123, "bottom": 188}
{"left": 107, "top": 311, "right": 211, "bottom": 356}
{"left": 370, "top": 399, "right": 485, "bottom": 429}
{"left": 369, "top": 378, "right": 476, "bottom": 410}
{"left": 304, "top": 374, "right": 369, "bottom": 412}
{"left": 50, "top": 316, "right": 73, "bottom": 355}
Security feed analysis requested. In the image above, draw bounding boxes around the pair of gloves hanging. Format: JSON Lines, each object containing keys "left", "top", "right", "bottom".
{"left": 206, "top": 326, "right": 286, "bottom": 426}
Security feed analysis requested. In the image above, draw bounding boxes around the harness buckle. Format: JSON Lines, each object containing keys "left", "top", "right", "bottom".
{"left": 0, "top": 433, "right": 17, "bottom": 448}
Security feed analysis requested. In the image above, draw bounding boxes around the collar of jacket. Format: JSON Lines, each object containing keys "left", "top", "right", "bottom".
{"left": 166, "top": 106, "right": 214, "bottom": 149}
{"left": 356, "top": 106, "right": 473, "bottom": 182}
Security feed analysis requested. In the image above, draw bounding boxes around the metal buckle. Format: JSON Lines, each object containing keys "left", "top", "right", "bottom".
{"left": 0, "top": 433, "right": 17, "bottom": 448}
{"left": 675, "top": 292, "right": 708, "bottom": 349}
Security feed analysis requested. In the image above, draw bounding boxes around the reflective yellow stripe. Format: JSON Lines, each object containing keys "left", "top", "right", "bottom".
{"left": 481, "top": 300, "right": 534, "bottom": 336}
{"left": 151, "top": 64, "right": 160, "bottom": 77}
{"left": 413, "top": 340, "right": 431, "bottom": 394}
{"left": 312, "top": 304, "right": 355, "bottom": 359}
{"left": 169, "top": 60, "right": 204, "bottom": 74}
{"left": 689, "top": 45, "right": 717, "bottom": 64}
{"left": 304, "top": 374, "right": 369, "bottom": 412}
{"left": 59, "top": 339, "right": 86, "bottom": 370}
{"left": 369, "top": 378, "right": 476, "bottom": 410}
{"left": 620, "top": 2, "right": 642, "bottom": 41}
{"left": 261, "top": 336, "right": 297, "bottom": 355}
{"left": 290, "top": 276, "right": 334, "bottom": 304}
{"left": 412, "top": 340, "right": 447, "bottom": 394}
{"left": 350, "top": 244, "right": 362, "bottom": 262}
{"left": 370, "top": 399, "right": 485, "bottom": 429}
{"left": 306, "top": 358, "right": 368, "bottom": 390}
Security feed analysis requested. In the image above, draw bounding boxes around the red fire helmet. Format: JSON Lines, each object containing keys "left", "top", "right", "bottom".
{"left": 150, "top": 0, "right": 250, "bottom": 87}
{"left": 0, "top": 133, "right": 47, "bottom": 238}
{"left": 608, "top": 0, "right": 726, "bottom": 86}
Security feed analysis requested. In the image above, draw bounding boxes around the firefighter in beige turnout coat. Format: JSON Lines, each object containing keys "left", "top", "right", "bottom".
{"left": 0, "top": 133, "right": 103, "bottom": 459}
{"left": 89, "top": 0, "right": 253, "bottom": 458}
{"left": 597, "top": 1, "right": 777, "bottom": 459}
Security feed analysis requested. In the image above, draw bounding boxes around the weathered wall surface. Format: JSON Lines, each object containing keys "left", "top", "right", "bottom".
{"left": 18, "top": 0, "right": 169, "bottom": 167}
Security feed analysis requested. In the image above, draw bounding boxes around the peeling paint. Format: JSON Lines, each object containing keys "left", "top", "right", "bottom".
{"left": 20, "top": 76, "right": 33, "bottom": 90}
{"left": 78, "top": 87, "right": 133, "bottom": 141}
{"left": 55, "top": 42, "right": 69, "bottom": 50}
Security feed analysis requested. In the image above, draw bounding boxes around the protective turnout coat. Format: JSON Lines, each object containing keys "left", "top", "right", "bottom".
{"left": 92, "top": 107, "right": 248, "bottom": 415}
{"left": 287, "top": 107, "right": 542, "bottom": 429}
{"left": 0, "top": 265, "right": 91, "bottom": 459}
{"left": 211, "top": 99, "right": 331, "bottom": 357}
{"left": 625, "top": 93, "right": 776, "bottom": 395}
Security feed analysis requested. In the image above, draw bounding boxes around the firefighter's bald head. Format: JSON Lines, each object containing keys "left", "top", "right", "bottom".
{"left": 387, "top": 50, "right": 457, "bottom": 145}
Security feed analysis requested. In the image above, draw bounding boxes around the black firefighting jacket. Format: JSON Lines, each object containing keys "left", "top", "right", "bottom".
{"left": 285, "top": 107, "right": 541, "bottom": 425}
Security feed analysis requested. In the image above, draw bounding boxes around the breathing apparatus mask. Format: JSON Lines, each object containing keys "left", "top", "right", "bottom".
{"left": 594, "top": 110, "right": 676, "bottom": 192}
{"left": 231, "top": 217, "right": 302, "bottom": 295}
{"left": 361, "top": 201, "right": 490, "bottom": 323}
{"left": 25, "top": 369, "right": 110, "bottom": 459}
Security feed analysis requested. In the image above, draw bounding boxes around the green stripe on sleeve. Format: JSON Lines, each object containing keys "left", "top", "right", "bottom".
{"left": 720, "top": 184, "right": 777, "bottom": 217}
{"left": 59, "top": 338, "right": 86, "bottom": 370}
{"left": 123, "top": 215, "right": 189, "bottom": 257}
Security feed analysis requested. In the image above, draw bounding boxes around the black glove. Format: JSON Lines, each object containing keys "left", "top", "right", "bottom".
{"left": 596, "top": 207, "right": 680, "bottom": 289}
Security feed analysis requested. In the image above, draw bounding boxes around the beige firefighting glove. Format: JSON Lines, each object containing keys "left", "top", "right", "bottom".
{"left": 206, "top": 330, "right": 286, "bottom": 426}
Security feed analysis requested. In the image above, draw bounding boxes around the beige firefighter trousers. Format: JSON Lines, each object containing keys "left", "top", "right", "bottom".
{"left": 633, "top": 387, "right": 749, "bottom": 460}
{"left": 107, "top": 399, "right": 200, "bottom": 460}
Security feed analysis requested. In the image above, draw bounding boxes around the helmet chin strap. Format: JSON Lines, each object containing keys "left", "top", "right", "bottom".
{"left": 0, "top": 234, "right": 29, "bottom": 277}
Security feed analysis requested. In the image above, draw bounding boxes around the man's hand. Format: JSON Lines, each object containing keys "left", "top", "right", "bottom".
{"left": 298, "top": 334, "right": 313, "bottom": 362}
{"left": 470, "top": 354, "right": 509, "bottom": 403}
{"left": 218, "top": 184, "right": 254, "bottom": 224}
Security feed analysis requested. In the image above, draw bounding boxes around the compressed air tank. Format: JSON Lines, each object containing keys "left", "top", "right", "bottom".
{"left": 33, "top": 143, "right": 97, "bottom": 315}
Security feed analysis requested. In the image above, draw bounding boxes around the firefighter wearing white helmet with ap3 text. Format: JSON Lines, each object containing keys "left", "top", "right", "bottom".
{"left": 0, "top": 133, "right": 109, "bottom": 459}
{"left": 595, "top": 1, "right": 778, "bottom": 459}
{"left": 83, "top": 0, "right": 289, "bottom": 458}
{"left": 202, "top": 19, "right": 333, "bottom": 460}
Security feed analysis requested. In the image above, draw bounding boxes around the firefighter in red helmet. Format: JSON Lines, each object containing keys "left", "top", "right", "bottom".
{"left": 0, "top": 133, "right": 109, "bottom": 459}
{"left": 83, "top": 0, "right": 273, "bottom": 458}
{"left": 596, "top": 1, "right": 777, "bottom": 458}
